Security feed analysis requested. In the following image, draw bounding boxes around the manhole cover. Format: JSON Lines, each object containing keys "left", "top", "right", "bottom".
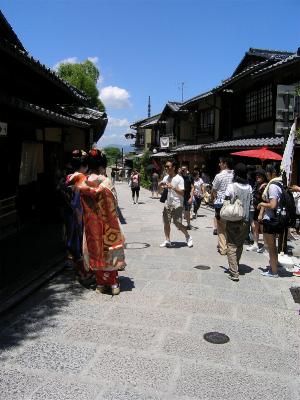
{"left": 204, "top": 332, "right": 230, "bottom": 344}
{"left": 290, "top": 287, "right": 300, "bottom": 304}
{"left": 194, "top": 265, "right": 211, "bottom": 270}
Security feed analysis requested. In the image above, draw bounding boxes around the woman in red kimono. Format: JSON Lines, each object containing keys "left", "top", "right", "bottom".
{"left": 70, "top": 149, "right": 126, "bottom": 295}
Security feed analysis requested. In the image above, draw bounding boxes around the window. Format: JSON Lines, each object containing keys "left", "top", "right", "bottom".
{"left": 245, "top": 84, "right": 272, "bottom": 123}
{"left": 199, "top": 109, "right": 214, "bottom": 133}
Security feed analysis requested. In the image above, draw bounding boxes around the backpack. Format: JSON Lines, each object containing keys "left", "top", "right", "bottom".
{"left": 271, "top": 182, "right": 296, "bottom": 228}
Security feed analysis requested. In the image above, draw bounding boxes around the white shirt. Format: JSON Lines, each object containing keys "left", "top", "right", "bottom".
{"left": 263, "top": 183, "right": 282, "bottom": 221}
{"left": 162, "top": 174, "right": 184, "bottom": 207}
{"left": 194, "top": 178, "right": 204, "bottom": 197}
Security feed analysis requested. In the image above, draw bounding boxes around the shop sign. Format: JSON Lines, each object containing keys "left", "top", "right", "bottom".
{"left": 0, "top": 122, "right": 7, "bottom": 136}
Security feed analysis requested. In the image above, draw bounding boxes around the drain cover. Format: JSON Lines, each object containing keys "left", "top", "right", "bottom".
{"left": 290, "top": 287, "right": 300, "bottom": 304}
{"left": 194, "top": 265, "right": 211, "bottom": 270}
{"left": 203, "top": 332, "right": 230, "bottom": 344}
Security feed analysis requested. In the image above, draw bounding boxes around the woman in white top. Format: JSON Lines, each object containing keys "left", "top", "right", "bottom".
{"left": 224, "top": 163, "right": 252, "bottom": 282}
{"left": 192, "top": 170, "right": 204, "bottom": 218}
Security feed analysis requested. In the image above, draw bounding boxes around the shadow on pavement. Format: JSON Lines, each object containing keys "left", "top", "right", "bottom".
{"left": 0, "top": 267, "right": 89, "bottom": 360}
{"left": 119, "top": 276, "right": 135, "bottom": 292}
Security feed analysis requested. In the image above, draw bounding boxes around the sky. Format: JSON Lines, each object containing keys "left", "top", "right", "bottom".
{"left": 1, "top": 0, "right": 300, "bottom": 148}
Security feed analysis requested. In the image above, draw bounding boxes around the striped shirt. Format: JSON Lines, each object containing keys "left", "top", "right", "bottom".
{"left": 212, "top": 169, "right": 233, "bottom": 202}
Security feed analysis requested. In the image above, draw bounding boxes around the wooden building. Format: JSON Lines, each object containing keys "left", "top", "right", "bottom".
{"left": 0, "top": 11, "right": 107, "bottom": 289}
{"left": 130, "top": 47, "right": 300, "bottom": 178}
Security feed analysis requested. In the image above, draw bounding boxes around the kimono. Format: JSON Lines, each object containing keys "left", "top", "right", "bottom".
{"left": 71, "top": 173, "right": 126, "bottom": 286}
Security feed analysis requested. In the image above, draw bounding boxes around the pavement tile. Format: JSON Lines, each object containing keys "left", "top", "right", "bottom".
{"left": 161, "top": 331, "right": 234, "bottom": 366}
{"left": 30, "top": 380, "right": 102, "bottom": 400}
{"left": 168, "top": 270, "right": 200, "bottom": 283}
{"left": 1, "top": 316, "right": 71, "bottom": 340}
{"left": 189, "top": 314, "right": 281, "bottom": 346}
{"left": 65, "top": 321, "right": 158, "bottom": 350}
{"left": 89, "top": 291, "right": 162, "bottom": 308}
{"left": 143, "top": 280, "right": 213, "bottom": 298}
{"left": 109, "top": 304, "right": 188, "bottom": 331}
{"left": 0, "top": 368, "right": 45, "bottom": 400}
{"left": 12, "top": 341, "right": 96, "bottom": 374}
{"left": 158, "top": 295, "right": 235, "bottom": 318}
{"left": 237, "top": 342, "right": 300, "bottom": 376}
{"left": 86, "top": 349, "right": 177, "bottom": 392}
{"left": 101, "top": 388, "right": 163, "bottom": 400}
{"left": 175, "top": 360, "right": 293, "bottom": 400}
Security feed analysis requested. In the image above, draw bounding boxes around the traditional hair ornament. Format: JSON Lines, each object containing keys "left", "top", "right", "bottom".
{"left": 89, "top": 149, "right": 99, "bottom": 158}
{"left": 72, "top": 149, "right": 87, "bottom": 158}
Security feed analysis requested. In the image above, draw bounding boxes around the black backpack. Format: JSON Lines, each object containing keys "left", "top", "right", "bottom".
{"left": 272, "top": 182, "right": 296, "bottom": 228}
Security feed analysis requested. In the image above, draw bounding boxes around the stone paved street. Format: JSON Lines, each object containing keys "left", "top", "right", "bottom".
{"left": 1, "top": 182, "right": 300, "bottom": 400}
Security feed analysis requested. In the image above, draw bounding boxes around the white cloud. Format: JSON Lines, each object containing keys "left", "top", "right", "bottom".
{"left": 107, "top": 117, "right": 130, "bottom": 128}
{"left": 52, "top": 57, "right": 78, "bottom": 71}
{"left": 88, "top": 56, "right": 99, "bottom": 64}
{"left": 100, "top": 86, "right": 131, "bottom": 109}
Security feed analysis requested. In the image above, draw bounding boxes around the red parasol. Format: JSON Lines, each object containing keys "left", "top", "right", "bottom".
{"left": 230, "top": 147, "right": 282, "bottom": 161}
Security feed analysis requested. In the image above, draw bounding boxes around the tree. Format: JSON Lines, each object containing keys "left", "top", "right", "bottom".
{"left": 104, "top": 147, "right": 121, "bottom": 166}
{"left": 57, "top": 60, "right": 105, "bottom": 112}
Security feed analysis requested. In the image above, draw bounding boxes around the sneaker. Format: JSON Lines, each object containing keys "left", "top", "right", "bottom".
{"left": 187, "top": 224, "right": 192, "bottom": 230}
{"left": 228, "top": 275, "right": 239, "bottom": 282}
{"left": 257, "top": 246, "right": 265, "bottom": 253}
{"left": 111, "top": 284, "right": 120, "bottom": 295}
{"left": 260, "top": 270, "right": 279, "bottom": 278}
{"left": 186, "top": 236, "right": 193, "bottom": 248}
{"left": 95, "top": 285, "right": 107, "bottom": 294}
{"left": 193, "top": 213, "right": 197, "bottom": 219}
{"left": 246, "top": 244, "right": 258, "bottom": 252}
{"left": 160, "top": 240, "right": 171, "bottom": 248}
{"left": 293, "top": 271, "right": 300, "bottom": 277}
{"left": 133, "top": 201, "right": 136, "bottom": 204}
{"left": 213, "top": 229, "right": 217, "bottom": 235}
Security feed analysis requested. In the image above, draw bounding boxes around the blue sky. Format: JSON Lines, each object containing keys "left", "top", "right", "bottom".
{"left": 1, "top": 0, "right": 300, "bottom": 147}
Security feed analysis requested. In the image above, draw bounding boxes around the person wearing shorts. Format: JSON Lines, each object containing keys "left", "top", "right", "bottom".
{"left": 130, "top": 169, "right": 140, "bottom": 204}
{"left": 159, "top": 160, "right": 193, "bottom": 248}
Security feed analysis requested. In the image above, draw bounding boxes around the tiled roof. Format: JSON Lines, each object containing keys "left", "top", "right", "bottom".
{"left": 130, "top": 114, "right": 161, "bottom": 129}
{"left": 151, "top": 152, "right": 176, "bottom": 158}
{"left": 2, "top": 95, "right": 90, "bottom": 127}
{"left": 247, "top": 47, "right": 294, "bottom": 60}
{"left": 60, "top": 106, "right": 107, "bottom": 121}
{"left": 175, "top": 144, "right": 204, "bottom": 152}
{"left": 0, "top": 10, "right": 25, "bottom": 51}
{"left": 203, "top": 137, "right": 284, "bottom": 151}
{"left": 140, "top": 117, "right": 160, "bottom": 128}
{"left": 252, "top": 53, "right": 300, "bottom": 76}
{"left": 0, "top": 40, "right": 89, "bottom": 102}
{"left": 180, "top": 91, "right": 213, "bottom": 108}
{"left": 167, "top": 101, "right": 182, "bottom": 112}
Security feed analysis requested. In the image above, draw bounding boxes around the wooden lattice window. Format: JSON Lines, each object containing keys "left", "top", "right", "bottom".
{"left": 199, "top": 109, "right": 214, "bottom": 133}
{"left": 246, "top": 84, "right": 272, "bottom": 123}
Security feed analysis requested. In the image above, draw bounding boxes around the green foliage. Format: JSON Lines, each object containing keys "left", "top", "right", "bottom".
{"left": 57, "top": 60, "right": 105, "bottom": 112}
{"left": 295, "top": 86, "right": 300, "bottom": 97}
{"left": 104, "top": 147, "right": 121, "bottom": 166}
{"left": 133, "top": 150, "right": 152, "bottom": 189}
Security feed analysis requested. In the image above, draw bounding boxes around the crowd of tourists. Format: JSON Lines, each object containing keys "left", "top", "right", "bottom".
{"left": 155, "top": 157, "right": 299, "bottom": 282}
{"left": 59, "top": 149, "right": 299, "bottom": 294}
{"left": 60, "top": 149, "right": 126, "bottom": 295}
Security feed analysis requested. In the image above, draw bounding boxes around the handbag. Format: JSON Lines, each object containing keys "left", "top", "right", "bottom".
{"left": 220, "top": 185, "right": 244, "bottom": 221}
{"left": 160, "top": 187, "right": 168, "bottom": 203}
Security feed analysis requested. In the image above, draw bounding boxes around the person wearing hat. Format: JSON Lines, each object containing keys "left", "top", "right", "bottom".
{"left": 246, "top": 169, "right": 267, "bottom": 253}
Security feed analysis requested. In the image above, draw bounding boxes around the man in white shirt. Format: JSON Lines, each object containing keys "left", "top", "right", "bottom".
{"left": 211, "top": 157, "right": 233, "bottom": 255}
{"left": 159, "top": 160, "right": 193, "bottom": 248}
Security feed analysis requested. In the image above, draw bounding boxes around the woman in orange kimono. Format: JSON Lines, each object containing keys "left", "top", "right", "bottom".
{"left": 70, "top": 149, "right": 126, "bottom": 295}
